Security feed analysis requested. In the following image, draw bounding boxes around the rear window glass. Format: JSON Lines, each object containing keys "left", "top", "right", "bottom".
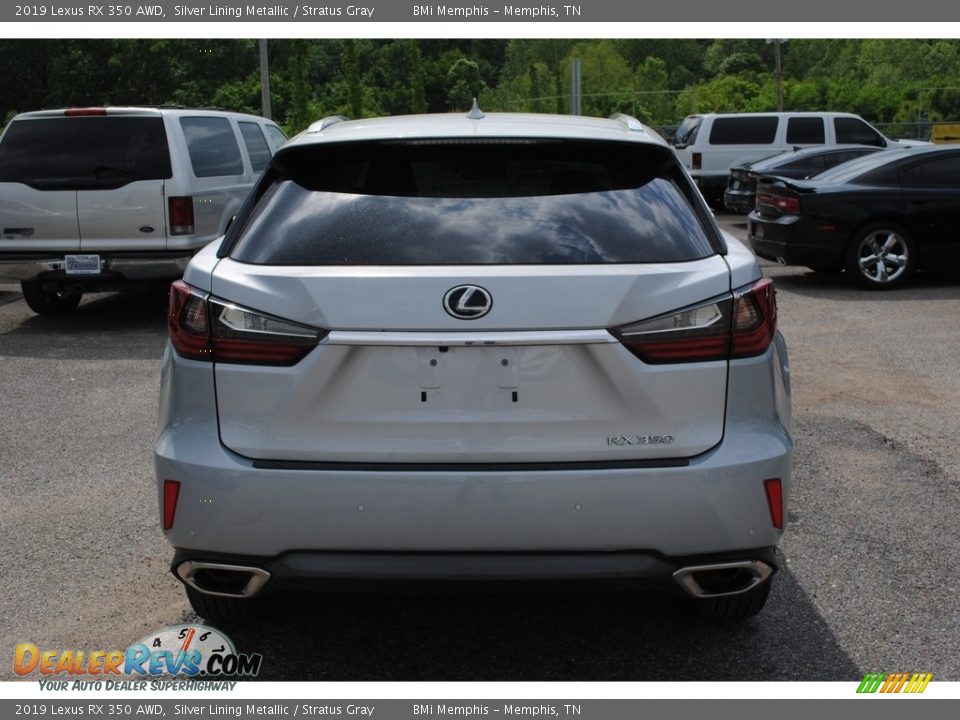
{"left": 228, "top": 140, "right": 716, "bottom": 266}
{"left": 0, "top": 116, "right": 171, "bottom": 190}
{"left": 709, "top": 117, "right": 778, "bottom": 145}
{"left": 238, "top": 122, "right": 271, "bottom": 173}
{"left": 180, "top": 117, "right": 244, "bottom": 177}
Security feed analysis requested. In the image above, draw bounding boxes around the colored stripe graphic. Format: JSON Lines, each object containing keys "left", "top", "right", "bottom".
{"left": 905, "top": 673, "right": 933, "bottom": 694}
{"left": 857, "top": 672, "right": 932, "bottom": 694}
{"left": 857, "top": 673, "right": 885, "bottom": 693}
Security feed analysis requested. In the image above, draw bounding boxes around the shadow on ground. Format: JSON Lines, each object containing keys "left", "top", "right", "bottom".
{"left": 208, "top": 570, "right": 858, "bottom": 681}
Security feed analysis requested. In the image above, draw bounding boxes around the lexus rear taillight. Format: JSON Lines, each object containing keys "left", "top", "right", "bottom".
{"left": 168, "top": 196, "right": 195, "bottom": 235}
{"left": 614, "top": 279, "right": 777, "bottom": 364}
{"left": 731, "top": 278, "right": 776, "bottom": 358}
{"left": 756, "top": 190, "right": 800, "bottom": 215}
{"left": 168, "top": 280, "right": 325, "bottom": 365}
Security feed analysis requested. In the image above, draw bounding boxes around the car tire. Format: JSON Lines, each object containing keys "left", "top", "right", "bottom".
{"left": 184, "top": 586, "right": 265, "bottom": 629}
{"left": 20, "top": 281, "right": 83, "bottom": 315}
{"left": 844, "top": 223, "right": 915, "bottom": 289}
{"left": 695, "top": 576, "right": 773, "bottom": 622}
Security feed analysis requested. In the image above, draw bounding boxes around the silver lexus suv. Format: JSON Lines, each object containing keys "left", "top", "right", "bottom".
{"left": 155, "top": 109, "right": 792, "bottom": 626}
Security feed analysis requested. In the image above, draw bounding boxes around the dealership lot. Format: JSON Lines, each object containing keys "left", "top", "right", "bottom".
{"left": 1, "top": 215, "right": 958, "bottom": 681}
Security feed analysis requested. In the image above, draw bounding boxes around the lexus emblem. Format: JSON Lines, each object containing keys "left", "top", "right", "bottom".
{"left": 443, "top": 285, "right": 492, "bottom": 320}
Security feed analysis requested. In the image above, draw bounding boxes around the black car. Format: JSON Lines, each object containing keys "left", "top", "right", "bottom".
{"left": 724, "top": 145, "right": 883, "bottom": 214}
{"left": 748, "top": 145, "right": 960, "bottom": 288}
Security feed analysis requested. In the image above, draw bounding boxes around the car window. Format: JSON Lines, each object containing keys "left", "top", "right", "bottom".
{"left": 0, "top": 116, "right": 171, "bottom": 190}
{"left": 673, "top": 116, "right": 701, "bottom": 147}
{"left": 815, "top": 148, "right": 913, "bottom": 184}
{"left": 180, "top": 116, "right": 244, "bottom": 177}
{"left": 228, "top": 140, "right": 716, "bottom": 266}
{"left": 781, "top": 157, "right": 815, "bottom": 172}
{"left": 914, "top": 155, "right": 960, "bottom": 186}
{"left": 238, "top": 122, "right": 271, "bottom": 173}
{"left": 709, "top": 117, "right": 778, "bottom": 145}
{"left": 786, "top": 117, "right": 825, "bottom": 144}
{"left": 263, "top": 124, "right": 288, "bottom": 151}
{"left": 834, "top": 118, "right": 885, "bottom": 147}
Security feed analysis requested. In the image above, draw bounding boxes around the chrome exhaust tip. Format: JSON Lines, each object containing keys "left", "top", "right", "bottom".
{"left": 672, "top": 560, "right": 773, "bottom": 598}
{"left": 176, "top": 561, "right": 271, "bottom": 598}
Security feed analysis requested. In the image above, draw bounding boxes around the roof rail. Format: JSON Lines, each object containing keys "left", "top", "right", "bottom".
{"left": 307, "top": 115, "right": 351, "bottom": 133}
{"left": 610, "top": 113, "right": 645, "bottom": 133}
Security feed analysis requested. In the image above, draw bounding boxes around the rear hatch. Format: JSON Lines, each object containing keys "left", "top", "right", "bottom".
{"left": 0, "top": 110, "right": 170, "bottom": 253}
{"left": 187, "top": 137, "right": 760, "bottom": 464}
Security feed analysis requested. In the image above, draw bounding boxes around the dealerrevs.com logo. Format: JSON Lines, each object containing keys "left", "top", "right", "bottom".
{"left": 857, "top": 673, "right": 933, "bottom": 694}
{"left": 14, "top": 625, "right": 262, "bottom": 680}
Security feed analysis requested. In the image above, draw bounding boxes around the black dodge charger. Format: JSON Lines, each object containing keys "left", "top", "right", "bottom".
{"left": 748, "top": 145, "right": 960, "bottom": 288}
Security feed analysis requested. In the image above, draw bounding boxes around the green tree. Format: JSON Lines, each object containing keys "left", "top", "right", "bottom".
{"left": 447, "top": 58, "right": 485, "bottom": 112}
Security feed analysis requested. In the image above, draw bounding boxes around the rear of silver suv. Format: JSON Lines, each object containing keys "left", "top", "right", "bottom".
{"left": 0, "top": 107, "right": 286, "bottom": 314}
{"left": 154, "top": 111, "right": 792, "bottom": 625}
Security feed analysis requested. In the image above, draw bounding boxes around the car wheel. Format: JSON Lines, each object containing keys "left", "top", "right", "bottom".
{"left": 20, "top": 281, "right": 83, "bottom": 315}
{"left": 694, "top": 576, "right": 773, "bottom": 622}
{"left": 184, "top": 586, "right": 265, "bottom": 629}
{"left": 845, "top": 224, "right": 915, "bottom": 289}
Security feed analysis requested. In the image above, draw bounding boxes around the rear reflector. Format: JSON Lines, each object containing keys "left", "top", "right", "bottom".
{"left": 168, "top": 196, "right": 195, "bottom": 235}
{"left": 64, "top": 108, "right": 108, "bottom": 117}
{"left": 163, "top": 480, "right": 181, "bottom": 531}
{"left": 614, "top": 279, "right": 777, "bottom": 364}
{"left": 764, "top": 478, "right": 784, "bottom": 530}
{"left": 168, "top": 280, "right": 325, "bottom": 366}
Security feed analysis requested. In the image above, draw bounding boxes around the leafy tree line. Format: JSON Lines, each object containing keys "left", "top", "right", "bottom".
{"left": 3, "top": 39, "right": 960, "bottom": 138}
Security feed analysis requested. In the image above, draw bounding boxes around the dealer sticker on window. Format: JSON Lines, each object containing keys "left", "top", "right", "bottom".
{"left": 64, "top": 254, "right": 101, "bottom": 274}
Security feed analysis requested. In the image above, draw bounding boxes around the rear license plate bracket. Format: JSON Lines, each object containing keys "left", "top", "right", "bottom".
{"left": 64, "top": 254, "right": 102, "bottom": 275}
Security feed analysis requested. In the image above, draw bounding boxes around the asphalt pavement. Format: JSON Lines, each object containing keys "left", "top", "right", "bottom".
{"left": 1, "top": 218, "right": 957, "bottom": 680}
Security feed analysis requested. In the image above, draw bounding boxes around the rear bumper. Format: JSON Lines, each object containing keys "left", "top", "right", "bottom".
{"left": 0, "top": 252, "right": 191, "bottom": 284}
{"left": 724, "top": 188, "right": 755, "bottom": 215}
{"left": 747, "top": 212, "right": 845, "bottom": 269}
{"left": 154, "top": 335, "right": 792, "bottom": 565}
{"left": 170, "top": 546, "right": 780, "bottom": 597}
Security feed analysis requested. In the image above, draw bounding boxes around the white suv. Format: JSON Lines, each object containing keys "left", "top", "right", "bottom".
{"left": 672, "top": 111, "right": 922, "bottom": 205}
{"left": 0, "top": 106, "right": 286, "bottom": 314}
{"left": 155, "top": 109, "right": 792, "bottom": 626}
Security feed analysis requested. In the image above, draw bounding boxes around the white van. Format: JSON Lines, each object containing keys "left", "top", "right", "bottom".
{"left": 0, "top": 106, "right": 287, "bottom": 314}
{"left": 672, "top": 112, "right": 920, "bottom": 205}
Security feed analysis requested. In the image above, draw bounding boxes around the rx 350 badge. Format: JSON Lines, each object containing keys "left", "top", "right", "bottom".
{"left": 129, "top": 625, "right": 261, "bottom": 677}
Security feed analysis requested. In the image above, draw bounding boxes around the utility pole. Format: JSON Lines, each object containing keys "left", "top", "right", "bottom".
{"left": 767, "top": 39, "right": 786, "bottom": 112}
{"left": 259, "top": 39, "right": 272, "bottom": 120}
{"left": 570, "top": 58, "right": 582, "bottom": 116}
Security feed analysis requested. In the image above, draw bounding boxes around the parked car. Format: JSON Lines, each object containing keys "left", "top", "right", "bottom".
{"left": 723, "top": 145, "right": 884, "bottom": 214}
{"left": 749, "top": 145, "right": 960, "bottom": 288}
{"left": 155, "top": 110, "right": 792, "bottom": 626}
{"left": 672, "top": 112, "right": 924, "bottom": 206}
{"left": 0, "top": 106, "right": 287, "bottom": 315}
